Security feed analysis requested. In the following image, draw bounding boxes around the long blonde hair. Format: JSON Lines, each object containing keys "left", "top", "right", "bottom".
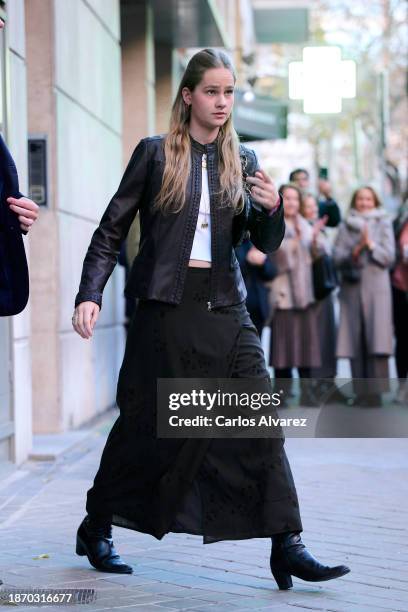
{"left": 155, "top": 48, "right": 244, "bottom": 214}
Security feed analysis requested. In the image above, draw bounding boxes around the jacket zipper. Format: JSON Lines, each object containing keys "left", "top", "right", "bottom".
{"left": 202, "top": 151, "right": 213, "bottom": 312}
{"left": 207, "top": 150, "right": 217, "bottom": 311}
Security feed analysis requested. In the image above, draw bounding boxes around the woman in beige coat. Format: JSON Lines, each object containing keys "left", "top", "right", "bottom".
{"left": 301, "top": 194, "right": 349, "bottom": 404}
{"left": 333, "top": 187, "right": 395, "bottom": 406}
{"left": 269, "top": 184, "right": 325, "bottom": 406}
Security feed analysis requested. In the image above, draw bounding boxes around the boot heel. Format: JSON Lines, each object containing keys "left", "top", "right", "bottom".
{"left": 76, "top": 536, "right": 87, "bottom": 556}
{"left": 272, "top": 568, "right": 293, "bottom": 590}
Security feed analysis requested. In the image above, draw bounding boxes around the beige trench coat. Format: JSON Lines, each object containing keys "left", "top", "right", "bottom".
{"left": 333, "top": 208, "right": 396, "bottom": 358}
{"left": 269, "top": 214, "right": 315, "bottom": 311}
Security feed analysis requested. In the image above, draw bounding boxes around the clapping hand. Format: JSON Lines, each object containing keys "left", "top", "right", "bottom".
{"left": 353, "top": 224, "right": 374, "bottom": 259}
{"left": 360, "top": 225, "right": 374, "bottom": 250}
{"left": 312, "top": 215, "right": 328, "bottom": 241}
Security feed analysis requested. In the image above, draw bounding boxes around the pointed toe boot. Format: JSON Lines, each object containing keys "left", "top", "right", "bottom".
{"left": 270, "top": 532, "right": 350, "bottom": 590}
{"left": 76, "top": 516, "right": 133, "bottom": 574}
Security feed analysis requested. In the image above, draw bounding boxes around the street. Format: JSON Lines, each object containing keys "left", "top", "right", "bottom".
{"left": 0, "top": 409, "right": 407, "bottom": 611}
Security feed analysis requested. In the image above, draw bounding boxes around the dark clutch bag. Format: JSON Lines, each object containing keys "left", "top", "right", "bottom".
{"left": 0, "top": 205, "right": 29, "bottom": 317}
{"left": 0, "top": 135, "right": 29, "bottom": 316}
{"left": 312, "top": 253, "right": 338, "bottom": 300}
{"left": 338, "top": 257, "right": 361, "bottom": 284}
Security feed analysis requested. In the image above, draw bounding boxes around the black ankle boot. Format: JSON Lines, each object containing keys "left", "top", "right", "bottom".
{"left": 270, "top": 532, "right": 350, "bottom": 589}
{"left": 76, "top": 515, "right": 133, "bottom": 574}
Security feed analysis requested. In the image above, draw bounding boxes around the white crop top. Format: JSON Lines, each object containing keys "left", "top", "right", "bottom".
{"left": 190, "top": 154, "right": 212, "bottom": 262}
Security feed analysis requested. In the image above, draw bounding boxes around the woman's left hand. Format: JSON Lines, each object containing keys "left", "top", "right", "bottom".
{"left": 246, "top": 170, "right": 280, "bottom": 212}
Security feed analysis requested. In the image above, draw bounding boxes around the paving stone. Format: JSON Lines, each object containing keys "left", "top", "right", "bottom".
{"left": 0, "top": 416, "right": 407, "bottom": 611}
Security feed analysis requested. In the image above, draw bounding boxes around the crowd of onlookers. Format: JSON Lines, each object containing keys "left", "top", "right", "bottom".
{"left": 237, "top": 168, "right": 408, "bottom": 408}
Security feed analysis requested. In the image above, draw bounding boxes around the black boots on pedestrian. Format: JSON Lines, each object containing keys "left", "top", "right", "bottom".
{"left": 270, "top": 532, "right": 350, "bottom": 589}
{"left": 76, "top": 515, "right": 133, "bottom": 574}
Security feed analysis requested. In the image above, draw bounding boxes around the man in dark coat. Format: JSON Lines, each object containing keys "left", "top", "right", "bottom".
{"left": 1, "top": 13, "right": 39, "bottom": 315}
{"left": 236, "top": 237, "right": 277, "bottom": 336}
{"left": 289, "top": 168, "right": 341, "bottom": 227}
{"left": 0, "top": 132, "right": 39, "bottom": 315}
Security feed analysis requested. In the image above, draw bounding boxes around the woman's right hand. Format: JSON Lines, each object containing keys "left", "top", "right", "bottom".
{"left": 72, "top": 302, "right": 100, "bottom": 339}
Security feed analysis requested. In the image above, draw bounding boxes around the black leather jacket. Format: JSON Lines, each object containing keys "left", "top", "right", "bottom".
{"left": 75, "top": 135, "right": 285, "bottom": 310}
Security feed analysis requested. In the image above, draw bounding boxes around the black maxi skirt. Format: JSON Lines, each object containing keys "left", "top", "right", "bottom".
{"left": 86, "top": 268, "right": 302, "bottom": 543}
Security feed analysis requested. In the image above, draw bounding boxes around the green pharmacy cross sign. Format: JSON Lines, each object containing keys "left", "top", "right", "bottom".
{"left": 289, "top": 46, "right": 356, "bottom": 114}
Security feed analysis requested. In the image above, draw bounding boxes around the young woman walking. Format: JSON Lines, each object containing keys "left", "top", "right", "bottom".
{"left": 72, "top": 49, "right": 350, "bottom": 590}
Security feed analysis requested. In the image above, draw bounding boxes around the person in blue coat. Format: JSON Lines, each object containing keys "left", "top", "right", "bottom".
{"left": 289, "top": 168, "right": 341, "bottom": 228}
{"left": 0, "top": 16, "right": 39, "bottom": 315}
{"left": 0, "top": 132, "right": 39, "bottom": 315}
{"left": 236, "top": 237, "right": 277, "bottom": 336}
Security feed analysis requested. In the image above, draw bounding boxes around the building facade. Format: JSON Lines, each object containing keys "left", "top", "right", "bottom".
{"left": 1, "top": 0, "right": 255, "bottom": 466}
{"left": 0, "top": 0, "right": 32, "bottom": 467}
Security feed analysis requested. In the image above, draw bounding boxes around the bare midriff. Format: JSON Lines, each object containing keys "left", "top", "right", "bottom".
{"left": 188, "top": 259, "right": 212, "bottom": 268}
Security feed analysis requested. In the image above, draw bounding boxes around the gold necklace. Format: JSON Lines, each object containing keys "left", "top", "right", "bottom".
{"left": 201, "top": 154, "right": 209, "bottom": 229}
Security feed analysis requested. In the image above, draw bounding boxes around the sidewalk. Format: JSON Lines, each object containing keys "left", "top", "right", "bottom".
{"left": 0, "top": 408, "right": 407, "bottom": 611}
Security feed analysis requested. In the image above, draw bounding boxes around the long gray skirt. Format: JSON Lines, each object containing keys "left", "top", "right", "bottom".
{"left": 86, "top": 268, "right": 302, "bottom": 543}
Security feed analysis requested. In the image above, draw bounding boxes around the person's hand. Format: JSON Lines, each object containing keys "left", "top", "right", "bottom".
{"left": 72, "top": 302, "right": 100, "bottom": 339}
{"left": 293, "top": 221, "right": 301, "bottom": 240}
{"left": 318, "top": 179, "right": 332, "bottom": 199}
{"left": 360, "top": 225, "right": 373, "bottom": 248}
{"left": 246, "top": 169, "right": 280, "bottom": 213}
{"left": 353, "top": 224, "right": 373, "bottom": 259}
{"left": 7, "top": 196, "right": 39, "bottom": 232}
{"left": 246, "top": 246, "right": 267, "bottom": 266}
{"left": 0, "top": 18, "right": 5, "bottom": 30}
{"left": 312, "top": 215, "right": 328, "bottom": 241}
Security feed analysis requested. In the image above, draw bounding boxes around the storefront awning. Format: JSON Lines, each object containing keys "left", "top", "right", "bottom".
{"left": 252, "top": 1, "right": 310, "bottom": 43}
{"left": 233, "top": 90, "right": 288, "bottom": 141}
{"left": 152, "top": 0, "right": 230, "bottom": 48}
